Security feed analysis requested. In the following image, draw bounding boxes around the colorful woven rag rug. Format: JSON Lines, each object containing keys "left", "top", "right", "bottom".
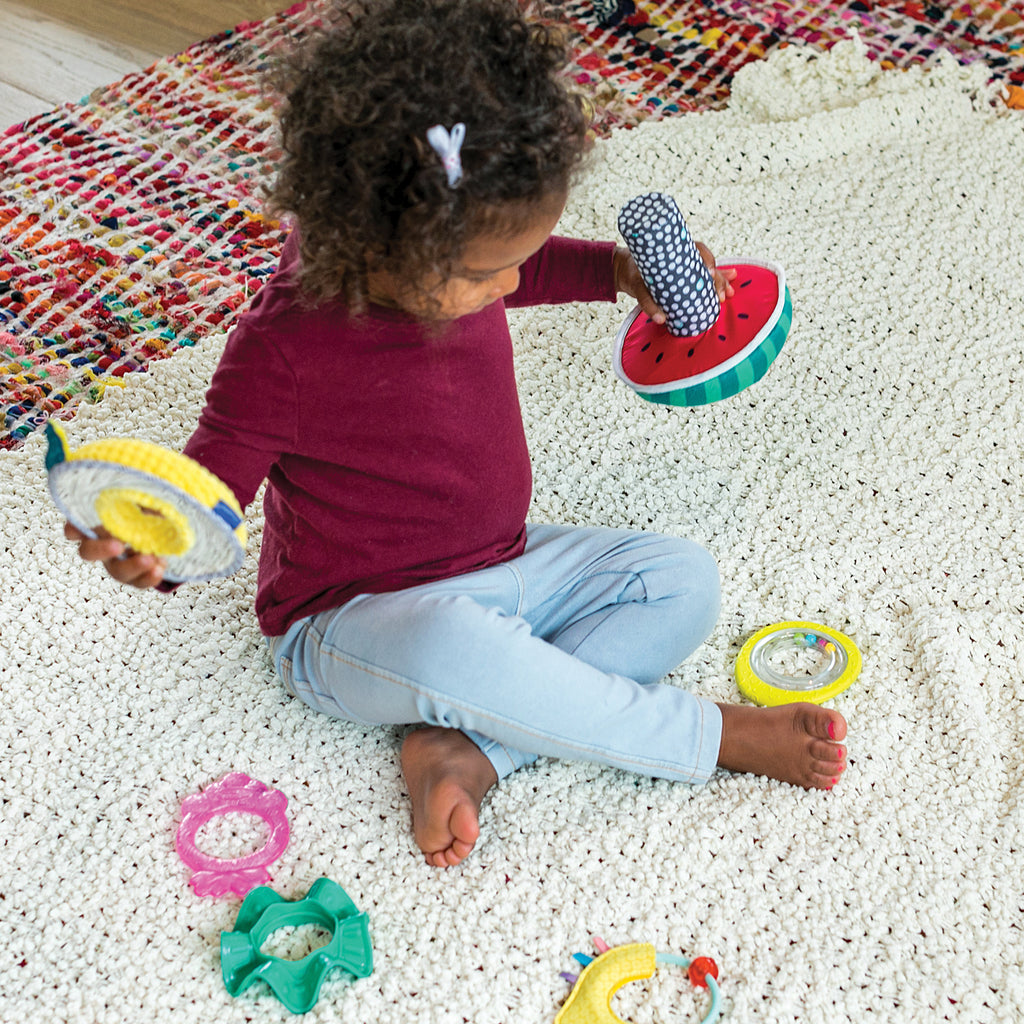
{"left": 561, "top": 0, "right": 1024, "bottom": 127}
{"left": 2, "top": 0, "right": 1022, "bottom": 449}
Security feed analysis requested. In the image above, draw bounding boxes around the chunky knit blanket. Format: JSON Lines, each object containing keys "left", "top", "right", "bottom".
{"left": 2, "top": 40, "right": 1023, "bottom": 1024}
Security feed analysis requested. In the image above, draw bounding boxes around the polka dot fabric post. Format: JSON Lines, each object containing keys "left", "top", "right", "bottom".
{"left": 617, "top": 192, "right": 719, "bottom": 337}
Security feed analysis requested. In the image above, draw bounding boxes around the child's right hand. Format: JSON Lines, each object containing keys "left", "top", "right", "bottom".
{"left": 694, "top": 241, "right": 737, "bottom": 302}
{"left": 63, "top": 523, "right": 167, "bottom": 589}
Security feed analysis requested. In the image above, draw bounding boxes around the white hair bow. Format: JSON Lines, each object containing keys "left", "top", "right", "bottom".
{"left": 426, "top": 122, "right": 466, "bottom": 188}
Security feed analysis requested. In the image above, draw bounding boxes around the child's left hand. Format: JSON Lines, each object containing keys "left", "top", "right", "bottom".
{"left": 613, "top": 243, "right": 737, "bottom": 325}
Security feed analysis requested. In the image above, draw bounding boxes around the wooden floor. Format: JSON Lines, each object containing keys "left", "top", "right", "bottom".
{"left": 0, "top": 0, "right": 287, "bottom": 129}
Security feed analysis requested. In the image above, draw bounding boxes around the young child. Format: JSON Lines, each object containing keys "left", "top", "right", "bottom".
{"left": 66, "top": 0, "right": 847, "bottom": 867}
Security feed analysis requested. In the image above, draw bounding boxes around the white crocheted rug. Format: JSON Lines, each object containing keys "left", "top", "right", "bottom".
{"left": 2, "top": 40, "right": 1022, "bottom": 1024}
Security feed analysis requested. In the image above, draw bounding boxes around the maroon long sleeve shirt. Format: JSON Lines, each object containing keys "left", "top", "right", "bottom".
{"left": 184, "top": 231, "right": 618, "bottom": 635}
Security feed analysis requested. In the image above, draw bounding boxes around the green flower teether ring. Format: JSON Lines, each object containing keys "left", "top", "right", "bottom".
{"left": 220, "top": 877, "right": 373, "bottom": 1014}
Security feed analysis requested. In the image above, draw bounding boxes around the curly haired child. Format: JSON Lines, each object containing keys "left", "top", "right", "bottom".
{"left": 66, "top": 0, "right": 848, "bottom": 867}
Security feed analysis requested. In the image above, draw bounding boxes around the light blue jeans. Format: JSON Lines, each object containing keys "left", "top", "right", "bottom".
{"left": 269, "top": 524, "right": 723, "bottom": 783}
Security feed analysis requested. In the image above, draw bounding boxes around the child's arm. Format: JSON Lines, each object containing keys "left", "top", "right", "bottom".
{"left": 508, "top": 236, "right": 735, "bottom": 312}
{"left": 63, "top": 320, "right": 296, "bottom": 590}
{"left": 506, "top": 236, "right": 618, "bottom": 307}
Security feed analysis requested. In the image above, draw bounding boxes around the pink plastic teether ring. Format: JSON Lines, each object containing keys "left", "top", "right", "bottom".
{"left": 175, "top": 773, "right": 290, "bottom": 898}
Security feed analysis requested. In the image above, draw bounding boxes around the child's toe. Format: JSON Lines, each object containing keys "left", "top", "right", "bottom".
{"left": 812, "top": 738, "right": 846, "bottom": 764}
{"left": 822, "top": 709, "right": 847, "bottom": 742}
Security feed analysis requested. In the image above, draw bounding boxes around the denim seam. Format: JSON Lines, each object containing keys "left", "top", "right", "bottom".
{"left": 558, "top": 570, "right": 649, "bottom": 657}
{"left": 696, "top": 700, "right": 708, "bottom": 775}
{"left": 503, "top": 561, "right": 525, "bottom": 617}
{"left": 491, "top": 563, "right": 527, "bottom": 774}
{"left": 278, "top": 654, "right": 296, "bottom": 697}
{"left": 477, "top": 740, "right": 518, "bottom": 778}
{"left": 290, "top": 621, "right": 361, "bottom": 713}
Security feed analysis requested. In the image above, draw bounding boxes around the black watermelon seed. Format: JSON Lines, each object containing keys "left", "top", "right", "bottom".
{"left": 718, "top": 334, "right": 727, "bottom": 341}
{"left": 740, "top": 279, "right": 752, "bottom": 287}
{"left": 738, "top": 313, "right": 749, "bottom": 319}
{"left": 688, "top": 348, "right": 695, "bottom": 357}
{"left": 655, "top": 353, "right": 664, "bottom": 363}
{"left": 641, "top": 342, "right": 651, "bottom": 352}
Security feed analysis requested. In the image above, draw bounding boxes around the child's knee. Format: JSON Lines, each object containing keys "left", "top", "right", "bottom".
{"left": 688, "top": 540, "right": 720, "bottom": 612}
{"left": 647, "top": 537, "right": 720, "bottom": 649}
{"left": 645, "top": 535, "right": 720, "bottom": 603}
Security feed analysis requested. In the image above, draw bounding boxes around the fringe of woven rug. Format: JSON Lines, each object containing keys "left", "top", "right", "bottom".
{"left": 2, "top": 0, "right": 1022, "bottom": 450}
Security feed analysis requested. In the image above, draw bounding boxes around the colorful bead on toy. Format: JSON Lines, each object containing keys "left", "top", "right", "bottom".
{"left": 735, "top": 620, "right": 861, "bottom": 707}
{"left": 45, "top": 420, "right": 246, "bottom": 582}
{"left": 556, "top": 938, "right": 722, "bottom": 1024}
{"left": 220, "top": 877, "right": 373, "bottom": 1014}
{"left": 175, "top": 773, "right": 290, "bottom": 898}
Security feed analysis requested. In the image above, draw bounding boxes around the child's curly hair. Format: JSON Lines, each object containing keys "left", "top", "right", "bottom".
{"left": 269, "top": 0, "right": 591, "bottom": 310}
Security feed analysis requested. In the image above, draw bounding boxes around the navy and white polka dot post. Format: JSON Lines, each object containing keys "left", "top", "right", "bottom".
{"left": 617, "top": 192, "right": 720, "bottom": 337}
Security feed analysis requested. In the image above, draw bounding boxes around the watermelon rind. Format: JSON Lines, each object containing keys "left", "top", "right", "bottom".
{"left": 612, "top": 258, "right": 791, "bottom": 407}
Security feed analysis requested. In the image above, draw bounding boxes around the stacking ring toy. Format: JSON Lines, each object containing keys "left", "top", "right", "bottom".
{"left": 613, "top": 258, "right": 791, "bottom": 407}
{"left": 615, "top": 193, "right": 790, "bottom": 407}
{"left": 176, "top": 773, "right": 290, "bottom": 898}
{"left": 735, "top": 621, "right": 861, "bottom": 706}
{"left": 556, "top": 937, "right": 721, "bottom": 1024}
{"left": 221, "top": 877, "right": 374, "bottom": 1014}
{"left": 45, "top": 420, "right": 246, "bottom": 582}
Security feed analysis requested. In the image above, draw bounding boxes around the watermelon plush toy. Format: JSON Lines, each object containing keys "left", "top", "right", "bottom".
{"left": 614, "top": 192, "right": 792, "bottom": 407}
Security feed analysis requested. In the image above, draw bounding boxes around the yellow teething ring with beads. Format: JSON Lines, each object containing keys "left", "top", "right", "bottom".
{"left": 45, "top": 421, "right": 246, "bottom": 583}
{"left": 735, "top": 621, "right": 860, "bottom": 706}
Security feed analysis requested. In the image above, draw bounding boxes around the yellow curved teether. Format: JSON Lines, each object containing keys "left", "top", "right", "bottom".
{"left": 556, "top": 943, "right": 657, "bottom": 1024}
{"left": 556, "top": 941, "right": 722, "bottom": 1024}
{"left": 45, "top": 420, "right": 246, "bottom": 583}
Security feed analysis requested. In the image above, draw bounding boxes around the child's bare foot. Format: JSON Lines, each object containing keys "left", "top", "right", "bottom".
{"left": 400, "top": 726, "right": 498, "bottom": 867}
{"left": 716, "top": 702, "right": 847, "bottom": 790}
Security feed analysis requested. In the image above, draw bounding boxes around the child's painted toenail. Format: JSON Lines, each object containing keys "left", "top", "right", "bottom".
{"left": 827, "top": 721, "right": 836, "bottom": 740}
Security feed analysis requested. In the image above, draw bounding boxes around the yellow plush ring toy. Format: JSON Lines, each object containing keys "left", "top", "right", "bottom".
{"left": 735, "top": 621, "right": 861, "bottom": 706}
{"left": 45, "top": 421, "right": 246, "bottom": 583}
